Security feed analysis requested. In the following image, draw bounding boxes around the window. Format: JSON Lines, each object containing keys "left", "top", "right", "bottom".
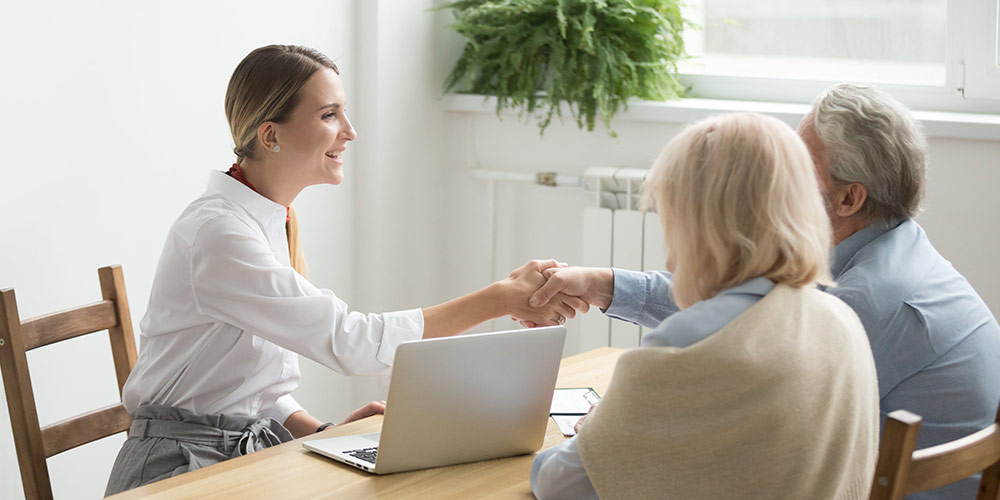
{"left": 677, "top": 0, "right": 1000, "bottom": 113}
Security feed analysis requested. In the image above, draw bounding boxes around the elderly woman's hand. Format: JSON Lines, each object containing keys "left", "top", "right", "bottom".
{"left": 502, "top": 260, "right": 589, "bottom": 327}
{"left": 529, "top": 266, "right": 615, "bottom": 310}
{"left": 573, "top": 405, "right": 599, "bottom": 434}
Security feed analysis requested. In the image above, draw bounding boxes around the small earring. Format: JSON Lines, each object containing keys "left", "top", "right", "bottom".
{"left": 273, "top": 145, "right": 280, "bottom": 152}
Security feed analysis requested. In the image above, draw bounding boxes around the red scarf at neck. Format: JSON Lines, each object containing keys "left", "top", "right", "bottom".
{"left": 228, "top": 164, "right": 290, "bottom": 222}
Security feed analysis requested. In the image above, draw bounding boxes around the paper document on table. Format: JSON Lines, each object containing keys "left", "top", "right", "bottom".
{"left": 550, "top": 387, "right": 601, "bottom": 415}
{"left": 549, "top": 388, "right": 601, "bottom": 436}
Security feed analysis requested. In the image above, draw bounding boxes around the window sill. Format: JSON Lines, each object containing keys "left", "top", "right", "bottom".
{"left": 442, "top": 94, "right": 1000, "bottom": 142}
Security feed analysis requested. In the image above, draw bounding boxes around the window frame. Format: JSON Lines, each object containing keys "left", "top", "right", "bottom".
{"left": 675, "top": 0, "right": 1000, "bottom": 114}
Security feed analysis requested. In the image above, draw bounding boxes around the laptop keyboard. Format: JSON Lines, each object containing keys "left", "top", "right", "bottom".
{"left": 345, "top": 446, "right": 378, "bottom": 464}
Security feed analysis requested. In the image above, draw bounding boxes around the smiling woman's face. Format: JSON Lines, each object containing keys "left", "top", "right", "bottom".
{"left": 273, "top": 68, "right": 357, "bottom": 186}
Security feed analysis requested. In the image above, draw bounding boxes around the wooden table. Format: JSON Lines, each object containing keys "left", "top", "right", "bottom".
{"left": 109, "top": 347, "right": 625, "bottom": 499}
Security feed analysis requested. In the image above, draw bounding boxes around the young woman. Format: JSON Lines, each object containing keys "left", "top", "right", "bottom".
{"left": 530, "top": 113, "right": 880, "bottom": 499}
{"left": 105, "top": 45, "right": 583, "bottom": 495}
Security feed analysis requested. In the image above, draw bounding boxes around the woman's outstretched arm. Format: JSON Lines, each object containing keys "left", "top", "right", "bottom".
{"left": 421, "top": 260, "right": 588, "bottom": 339}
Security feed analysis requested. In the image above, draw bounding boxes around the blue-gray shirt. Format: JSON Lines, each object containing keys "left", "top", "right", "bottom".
{"left": 530, "top": 278, "right": 774, "bottom": 500}
{"left": 606, "top": 219, "right": 1000, "bottom": 500}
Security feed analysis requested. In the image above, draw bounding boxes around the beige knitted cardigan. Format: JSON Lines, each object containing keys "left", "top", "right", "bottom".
{"left": 578, "top": 284, "right": 879, "bottom": 500}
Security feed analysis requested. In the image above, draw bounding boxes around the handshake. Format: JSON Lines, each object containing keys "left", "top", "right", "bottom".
{"left": 499, "top": 260, "right": 616, "bottom": 328}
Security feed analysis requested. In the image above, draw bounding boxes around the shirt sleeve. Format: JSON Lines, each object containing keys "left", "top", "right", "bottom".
{"left": 605, "top": 269, "right": 680, "bottom": 329}
{"left": 261, "top": 394, "right": 305, "bottom": 424}
{"left": 189, "top": 214, "right": 423, "bottom": 377}
{"left": 530, "top": 436, "right": 599, "bottom": 500}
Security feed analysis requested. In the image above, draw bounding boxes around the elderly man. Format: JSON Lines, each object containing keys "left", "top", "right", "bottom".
{"left": 529, "top": 84, "right": 1000, "bottom": 500}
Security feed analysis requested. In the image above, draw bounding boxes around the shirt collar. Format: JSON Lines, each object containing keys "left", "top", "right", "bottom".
{"left": 718, "top": 276, "right": 775, "bottom": 298}
{"left": 205, "top": 171, "right": 287, "bottom": 227}
{"left": 830, "top": 219, "right": 904, "bottom": 276}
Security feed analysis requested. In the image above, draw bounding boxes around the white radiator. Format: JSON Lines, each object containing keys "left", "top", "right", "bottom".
{"left": 579, "top": 168, "right": 667, "bottom": 352}
{"left": 471, "top": 167, "right": 667, "bottom": 352}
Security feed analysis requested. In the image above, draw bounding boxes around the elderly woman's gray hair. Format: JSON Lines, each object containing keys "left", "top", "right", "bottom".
{"left": 810, "top": 84, "right": 927, "bottom": 226}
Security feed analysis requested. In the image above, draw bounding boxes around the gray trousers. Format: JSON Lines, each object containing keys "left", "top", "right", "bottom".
{"left": 104, "top": 405, "right": 293, "bottom": 496}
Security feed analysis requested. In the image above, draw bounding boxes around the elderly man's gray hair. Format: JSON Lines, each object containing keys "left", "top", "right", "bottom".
{"left": 811, "top": 83, "right": 927, "bottom": 226}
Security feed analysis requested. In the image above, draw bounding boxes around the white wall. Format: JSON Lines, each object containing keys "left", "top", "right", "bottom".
{"left": 0, "top": 1, "right": 358, "bottom": 498}
{"left": 344, "top": 0, "right": 464, "bottom": 402}
{"left": 918, "top": 137, "right": 1000, "bottom": 309}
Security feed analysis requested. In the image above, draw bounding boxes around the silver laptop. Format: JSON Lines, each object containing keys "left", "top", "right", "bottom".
{"left": 303, "top": 326, "right": 566, "bottom": 474}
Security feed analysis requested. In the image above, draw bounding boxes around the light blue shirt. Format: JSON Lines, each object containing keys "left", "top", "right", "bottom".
{"left": 529, "top": 278, "right": 774, "bottom": 500}
{"left": 826, "top": 219, "right": 1000, "bottom": 499}
{"left": 598, "top": 219, "right": 1000, "bottom": 500}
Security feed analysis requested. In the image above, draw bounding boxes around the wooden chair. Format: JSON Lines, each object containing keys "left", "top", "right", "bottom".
{"left": 0, "top": 265, "right": 137, "bottom": 500}
{"left": 870, "top": 403, "right": 1000, "bottom": 500}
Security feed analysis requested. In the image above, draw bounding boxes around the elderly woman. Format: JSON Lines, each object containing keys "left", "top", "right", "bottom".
{"left": 105, "top": 44, "right": 583, "bottom": 495}
{"left": 530, "top": 112, "right": 880, "bottom": 499}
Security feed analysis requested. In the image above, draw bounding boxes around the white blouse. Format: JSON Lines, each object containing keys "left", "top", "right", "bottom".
{"left": 122, "top": 171, "right": 423, "bottom": 424}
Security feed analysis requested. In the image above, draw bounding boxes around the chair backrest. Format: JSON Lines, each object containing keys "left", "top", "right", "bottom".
{"left": 0, "top": 265, "right": 137, "bottom": 500}
{"left": 870, "top": 403, "right": 1000, "bottom": 500}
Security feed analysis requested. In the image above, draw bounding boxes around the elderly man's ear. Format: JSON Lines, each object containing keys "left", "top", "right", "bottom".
{"left": 832, "top": 182, "right": 868, "bottom": 218}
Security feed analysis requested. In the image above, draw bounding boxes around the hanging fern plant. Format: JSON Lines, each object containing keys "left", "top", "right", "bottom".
{"left": 440, "top": 0, "right": 690, "bottom": 137}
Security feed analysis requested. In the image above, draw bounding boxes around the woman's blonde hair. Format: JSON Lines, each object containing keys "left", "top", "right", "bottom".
{"left": 642, "top": 112, "right": 834, "bottom": 309}
{"left": 225, "top": 44, "right": 336, "bottom": 276}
